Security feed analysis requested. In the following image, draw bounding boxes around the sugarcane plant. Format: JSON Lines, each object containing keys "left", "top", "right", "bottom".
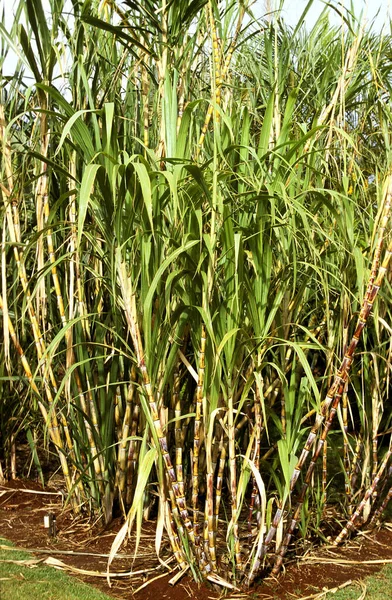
{"left": 1, "top": 0, "right": 392, "bottom": 589}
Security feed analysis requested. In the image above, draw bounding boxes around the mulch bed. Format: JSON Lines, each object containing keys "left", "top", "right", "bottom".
{"left": 1, "top": 479, "right": 392, "bottom": 599}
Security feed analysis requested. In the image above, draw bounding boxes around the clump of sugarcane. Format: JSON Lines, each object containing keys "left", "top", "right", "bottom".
{"left": 334, "top": 434, "right": 392, "bottom": 545}
{"left": 246, "top": 176, "right": 392, "bottom": 584}
{"left": 116, "top": 258, "right": 216, "bottom": 578}
{"left": 0, "top": 291, "right": 80, "bottom": 508}
{"left": 0, "top": 106, "right": 81, "bottom": 506}
{"left": 270, "top": 178, "right": 392, "bottom": 575}
{"left": 2, "top": 97, "right": 106, "bottom": 513}
{"left": 37, "top": 156, "right": 107, "bottom": 510}
{"left": 41, "top": 162, "right": 108, "bottom": 507}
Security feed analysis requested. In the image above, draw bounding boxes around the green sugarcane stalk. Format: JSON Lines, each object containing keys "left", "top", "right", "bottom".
{"left": 192, "top": 325, "right": 206, "bottom": 546}
{"left": 197, "top": 1, "right": 246, "bottom": 155}
{"left": 116, "top": 367, "right": 137, "bottom": 503}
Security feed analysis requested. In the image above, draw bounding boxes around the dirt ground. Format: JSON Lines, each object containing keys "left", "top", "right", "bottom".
{"left": 1, "top": 479, "right": 392, "bottom": 600}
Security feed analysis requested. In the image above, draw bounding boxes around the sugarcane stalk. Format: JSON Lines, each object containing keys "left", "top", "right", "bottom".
{"left": 322, "top": 439, "right": 327, "bottom": 502}
{"left": 116, "top": 366, "right": 137, "bottom": 503}
{"left": 157, "top": 0, "right": 168, "bottom": 160}
{"left": 334, "top": 436, "right": 392, "bottom": 545}
{"left": 342, "top": 382, "right": 351, "bottom": 508}
{"left": 214, "top": 434, "right": 227, "bottom": 534}
{"left": 68, "top": 155, "right": 89, "bottom": 336}
{"left": 10, "top": 433, "right": 16, "bottom": 480}
{"left": 126, "top": 398, "right": 141, "bottom": 506}
{"left": 85, "top": 375, "right": 106, "bottom": 479}
{"left": 204, "top": 420, "right": 223, "bottom": 571}
{"left": 246, "top": 505, "right": 283, "bottom": 585}
{"left": 114, "top": 387, "right": 122, "bottom": 442}
{"left": 34, "top": 119, "right": 47, "bottom": 327}
{"left": 173, "top": 360, "right": 184, "bottom": 498}
{"left": 369, "top": 466, "right": 392, "bottom": 526}
{"left": 205, "top": 470, "right": 217, "bottom": 571}
{"left": 342, "top": 297, "right": 351, "bottom": 508}
{"left": 227, "top": 383, "right": 243, "bottom": 571}
{"left": 196, "top": 1, "right": 246, "bottom": 156}
{"left": 196, "top": 1, "right": 221, "bottom": 158}
{"left": 166, "top": 473, "right": 187, "bottom": 546}
{"left": 207, "top": 0, "right": 222, "bottom": 123}
{"left": 165, "top": 498, "right": 189, "bottom": 573}
{"left": 247, "top": 376, "right": 262, "bottom": 544}
{"left": 371, "top": 373, "right": 382, "bottom": 494}
{"left": 192, "top": 325, "right": 206, "bottom": 546}
{"left": 142, "top": 62, "right": 150, "bottom": 153}
{"left": 348, "top": 434, "right": 363, "bottom": 515}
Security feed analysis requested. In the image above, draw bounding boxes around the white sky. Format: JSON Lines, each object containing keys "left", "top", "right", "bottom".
{"left": 0, "top": 0, "right": 390, "bottom": 76}
{"left": 1, "top": 0, "right": 390, "bottom": 27}
{"left": 275, "top": 0, "right": 390, "bottom": 29}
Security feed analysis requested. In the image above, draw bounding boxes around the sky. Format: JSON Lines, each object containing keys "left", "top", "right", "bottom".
{"left": 274, "top": 0, "right": 390, "bottom": 29}
{"left": 0, "top": 0, "right": 390, "bottom": 30}
{"left": 0, "top": 0, "right": 390, "bottom": 76}
{"left": 1, "top": 0, "right": 390, "bottom": 26}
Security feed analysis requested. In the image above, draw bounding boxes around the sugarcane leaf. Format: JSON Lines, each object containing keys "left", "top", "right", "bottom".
{"left": 36, "top": 84, "right": 96, "bottom": 159}
{"left": 82, "top": 16, "right": 153, "bottom": 57}
{"left": 0, "top": 23, "right": 31, "bottom": 70}
{"left": 78, "top": 164, "right": 102, "bottom": 245}
{"left": 54, "top": 109, "right": 99, "bottom": 156}
{"left": 131, "top": 162, "right": 154, "bottom": 233}
{"left": 257, "top": 91, "right": 274, "bottom": 158}
{"left": 18, "top": 24, "right": 42, "bottom": 82}
{"left": 107, "top": 446, "right": 157, "bottom": 580}
{"left": 143, "top": 240, "right": 199, "bottom": 318}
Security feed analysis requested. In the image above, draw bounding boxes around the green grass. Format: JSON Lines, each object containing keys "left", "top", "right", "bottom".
{"left": 2, "top": 535, "right": 392, "bottom": 600}
{"left": 325, "top": 565, "right": 392, "bottom": 600}
{"left": 0, "top": 539, "right": 113, "bottom": 600}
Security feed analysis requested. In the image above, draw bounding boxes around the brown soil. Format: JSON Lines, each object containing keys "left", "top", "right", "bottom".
{"left": 1, "top": 479, "right": 392, "bottom": 600}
